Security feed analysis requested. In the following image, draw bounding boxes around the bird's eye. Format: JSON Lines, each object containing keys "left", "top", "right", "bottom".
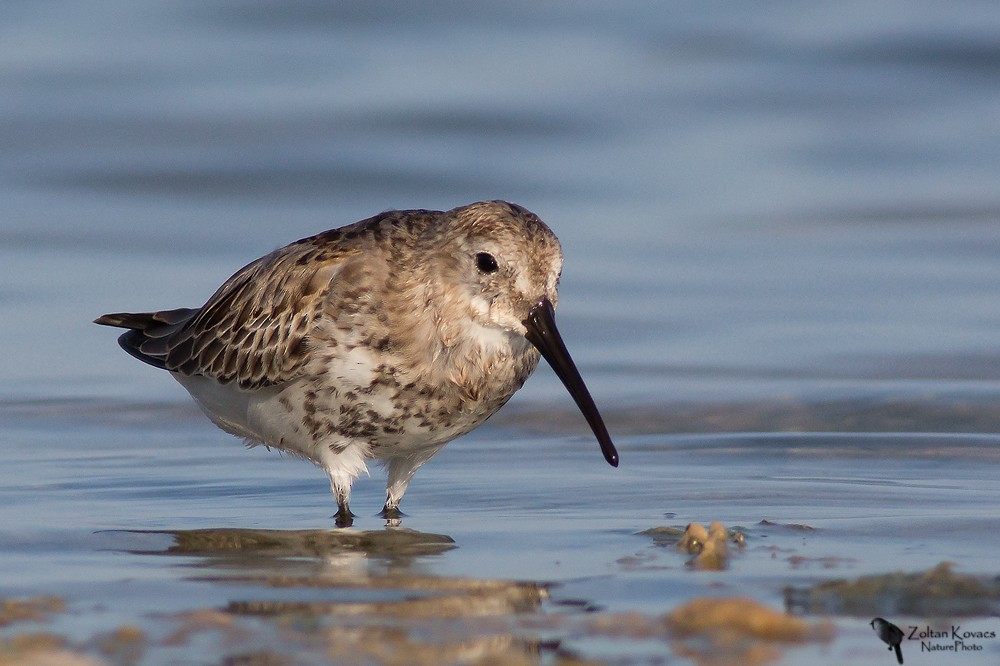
{"left": 475, "top": 252, "right": 499, "bottom": 274}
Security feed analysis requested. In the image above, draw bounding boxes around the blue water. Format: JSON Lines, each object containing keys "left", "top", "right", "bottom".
{"left": 2, "top": 2, "right": 1000, "bottom": 664}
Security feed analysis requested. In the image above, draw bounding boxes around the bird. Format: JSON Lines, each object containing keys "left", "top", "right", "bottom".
{"left": 870, "top": 617, "right": 904, "bottom": 664}
{"left": 96, "top": 201, "right": 618, "bottom": 525}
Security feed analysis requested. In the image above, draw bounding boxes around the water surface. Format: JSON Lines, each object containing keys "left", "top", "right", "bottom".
{"left": 2, "top": 2, "right": 1000, "bottom": 664}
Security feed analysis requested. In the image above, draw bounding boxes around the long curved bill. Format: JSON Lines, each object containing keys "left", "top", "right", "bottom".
{"left": 522, "top": 298, "right": 619, "bottom": 467}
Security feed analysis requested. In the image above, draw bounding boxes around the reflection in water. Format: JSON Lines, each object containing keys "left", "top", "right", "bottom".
{"left": 786, "top": 562, "right": 1000, "bottom": 617}
{"left": 226, "top": 577, "right": 551, "bottom": 665}
{"left": 154, "top": 526, "right": 456, "bottom": 559}
{"left": 125, "top": 527, "right": 551, "bottom": 663}
{"left": 663, "top": 597, "right": 833, "bottom": 666}
{"left": 39, "top": 524, "right": 839, "bottom": 663}
{"left": 127, "top": 526, "right": 458, "bottom": 580}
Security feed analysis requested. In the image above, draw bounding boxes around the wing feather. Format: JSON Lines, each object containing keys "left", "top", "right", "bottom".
{"left": 96, "top": 235, "right": 359, "bottom": 389}
{"left": 162, "top": 241, "right": 356, "bottom": 388}
{"left": 96, "top": 210, "right": 424, "bottom": 388}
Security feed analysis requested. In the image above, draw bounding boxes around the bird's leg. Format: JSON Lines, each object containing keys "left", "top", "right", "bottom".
{"left": 379, "top": 480, "right": 405, "bottom": 527}
{"left": 328, "top": 472, "right": 355, "bottom": 528}
{"left": 379, "top": 492, "right": 405, "bottom": 520}
{"left": 381, "top": 456, "right": 426, "bottom": 520}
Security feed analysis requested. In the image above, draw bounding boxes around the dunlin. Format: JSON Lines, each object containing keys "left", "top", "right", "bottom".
{"left": 96, "top": 201, "right": 618, "bottom": 523}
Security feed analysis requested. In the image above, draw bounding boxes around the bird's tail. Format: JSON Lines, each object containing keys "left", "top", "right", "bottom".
{"left": 95, "top": 308, "right": 198, "bottom": 369}
{"left": 893, "top": 643, "right": 903, "bottom": 664}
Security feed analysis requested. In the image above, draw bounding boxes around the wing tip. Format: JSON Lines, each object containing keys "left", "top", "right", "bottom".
{"left": 94, "top": 312, "right": 132, "bottom": 327}
{"left": 116, "top": 329, "right": 170, "bottom": 370}
{"left": 95, "top": 311, "right": 178, "bottom": 371}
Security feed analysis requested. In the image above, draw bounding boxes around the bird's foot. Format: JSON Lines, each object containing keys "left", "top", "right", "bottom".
{"left": 378, "top": 505, "right": 406, "bottom": 527}
{"left": 334, "top": 507, "right": 356, "bottom": 528}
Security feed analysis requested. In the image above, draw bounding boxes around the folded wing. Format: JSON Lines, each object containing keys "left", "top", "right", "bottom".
{"left": 96, "top": 236, "right": 356, "bottom": 389}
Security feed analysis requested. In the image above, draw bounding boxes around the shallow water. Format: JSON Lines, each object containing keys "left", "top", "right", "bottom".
{"left": 3, "top": 2, "right": 1000, "bottom": 664}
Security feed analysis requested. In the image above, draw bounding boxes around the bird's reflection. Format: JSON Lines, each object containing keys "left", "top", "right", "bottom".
{"left": 116, "top": 526, "right": 551, "bottom": 663}
{"left": 125, "top": 525, "right": 455, "bottom": 573}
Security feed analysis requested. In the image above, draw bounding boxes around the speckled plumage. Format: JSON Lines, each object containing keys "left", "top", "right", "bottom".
{"left": 97, "top": 201, "right": 617, "bottom": 523}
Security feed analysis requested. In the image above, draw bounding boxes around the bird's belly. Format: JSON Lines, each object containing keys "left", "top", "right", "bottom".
{"left": 251, "top": 379, "right": 503, "bottom": 459}
{"left": 174, "top": 341, "right": 530, "bottom": 465}
{"left": 174, "top": 373, "right": 260, "bottom": 441}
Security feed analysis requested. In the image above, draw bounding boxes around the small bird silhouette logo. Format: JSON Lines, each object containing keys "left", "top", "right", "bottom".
{"left": 871, "top": 617, "right": 904, "bottom": 664}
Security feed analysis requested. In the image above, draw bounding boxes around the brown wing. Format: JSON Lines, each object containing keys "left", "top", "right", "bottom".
{"left": 97, "top": 234, "right": 358, "bottom": 389}
{"left": 97, "top": 208, "right": 438, "bottom": 388}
